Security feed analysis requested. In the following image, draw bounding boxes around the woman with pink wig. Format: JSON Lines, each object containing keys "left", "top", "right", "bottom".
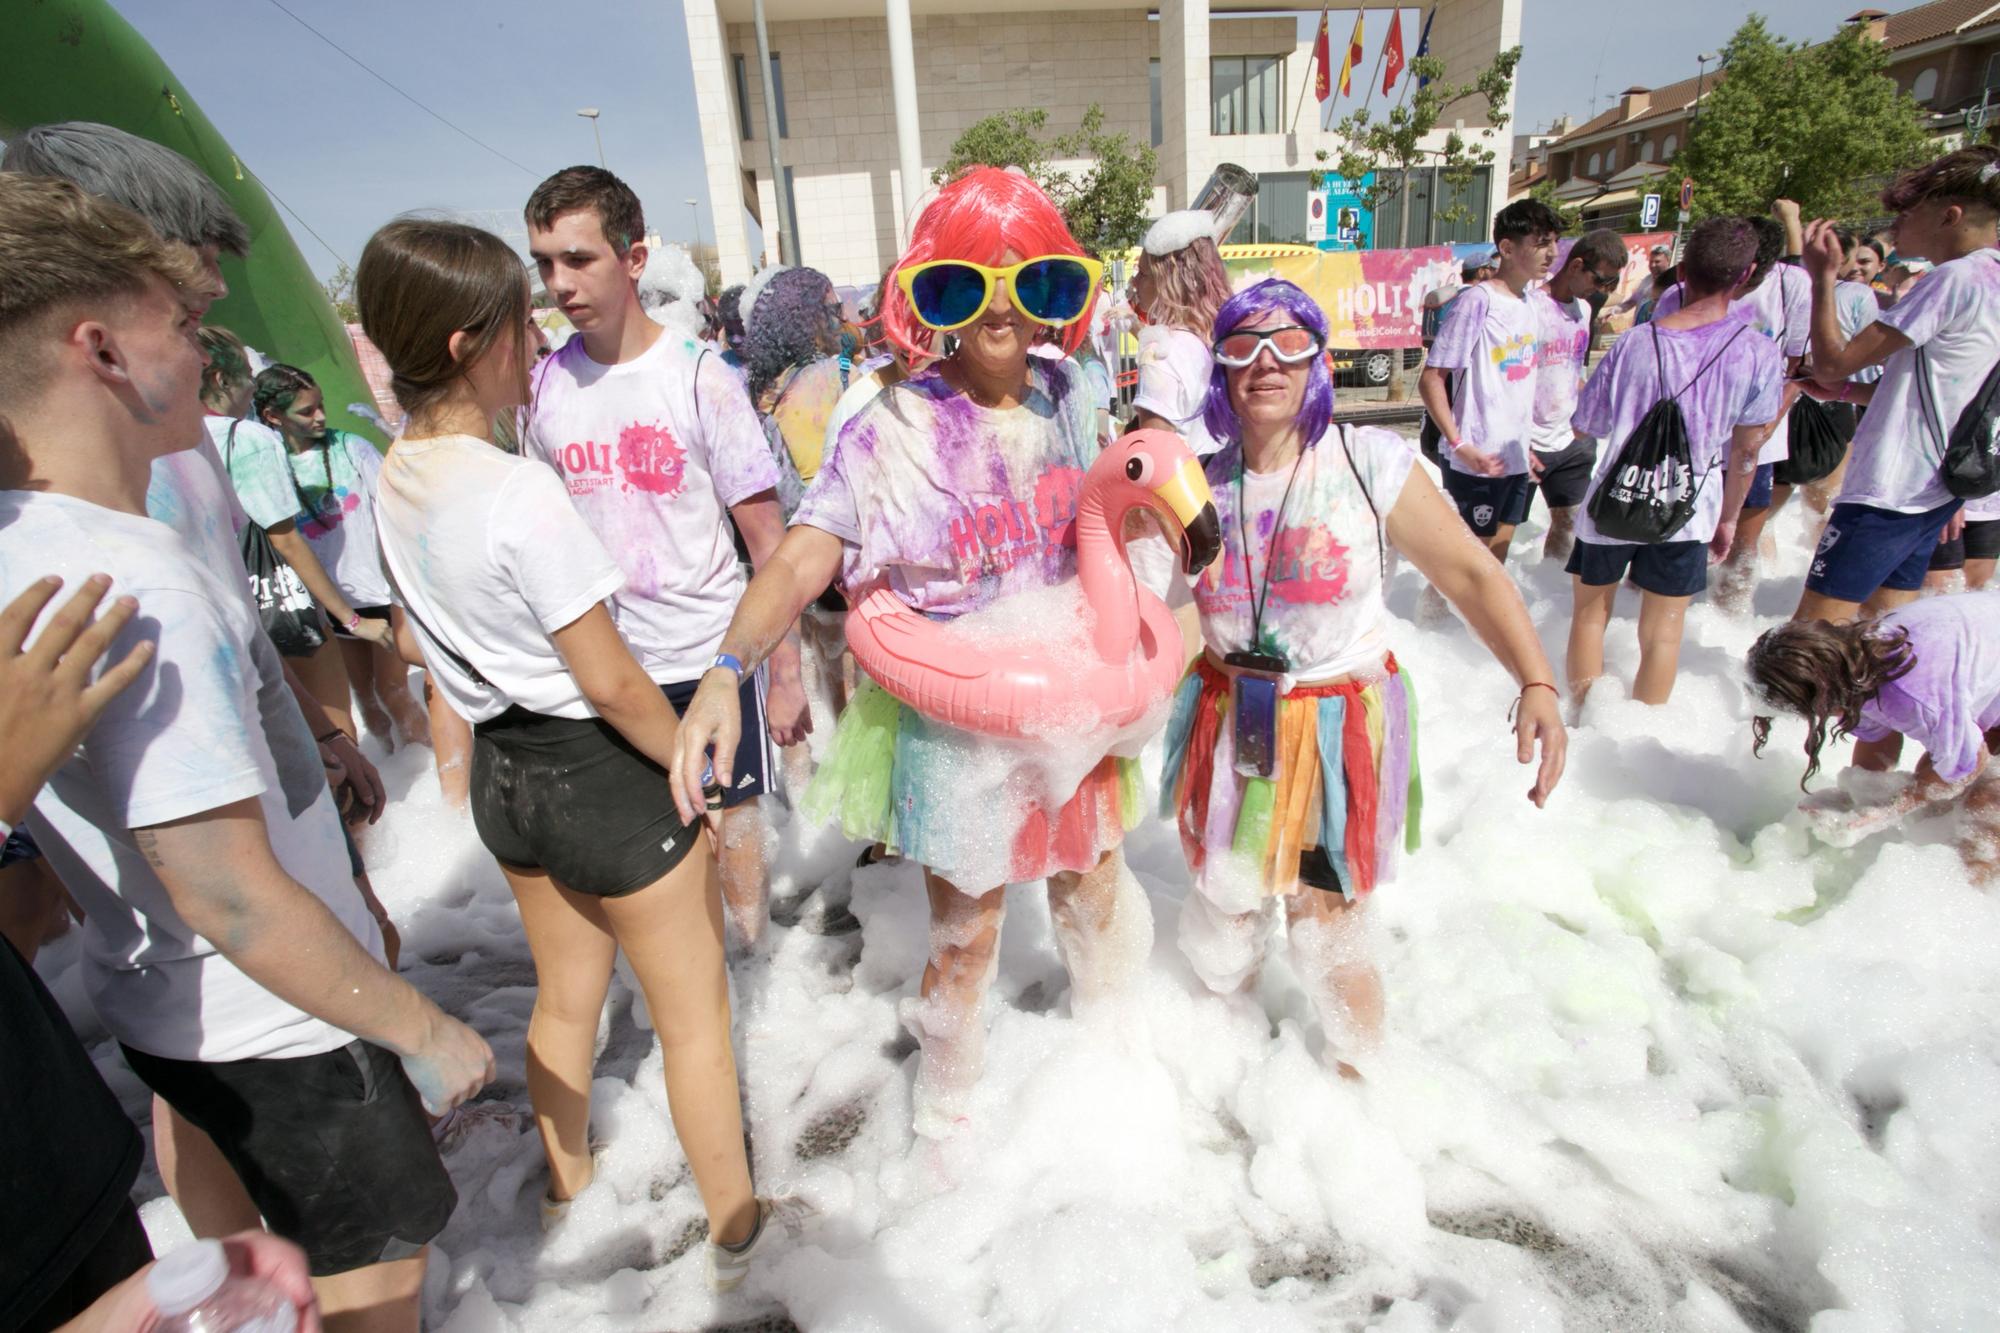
{"left": 669, "top": 168, "right": 1174, "bottom": 1135}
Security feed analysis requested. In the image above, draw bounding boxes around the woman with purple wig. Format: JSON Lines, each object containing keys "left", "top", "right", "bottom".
{"left": 1158, "top": 279, "right": 1567, "bottom": 1069}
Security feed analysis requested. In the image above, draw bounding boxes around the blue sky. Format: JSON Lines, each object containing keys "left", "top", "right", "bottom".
{"left": 104, "top": 0, "right": 1876, "bottom": 281}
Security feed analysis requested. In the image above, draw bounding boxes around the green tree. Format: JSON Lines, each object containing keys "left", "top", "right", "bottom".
{"left": 322, "top": 260, "right": 359, "bottom": 323}
{"left": 936, "top": 104, "right": 1160, "bottom": 256}
{"left": 1675, "top": 16, "right": 1929, "bottom": 222}
{"left": 1313, "top": 46, "right": 1521, "bottom": 397}
{"left": 1529, "top": 177, "right": 1581, "bottom": 233}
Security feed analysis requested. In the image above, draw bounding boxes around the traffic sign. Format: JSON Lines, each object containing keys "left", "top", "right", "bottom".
{"left": 1679, "top": 177, "right": 1695, "bottom": 211}
{"left": 1640, "top": 193, "right": 1662, "bottom": 230}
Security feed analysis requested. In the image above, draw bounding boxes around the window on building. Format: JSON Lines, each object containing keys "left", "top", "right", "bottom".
{"left": 1663, "top": 133, "right": 1678, "bottom": 158}
{"left": 1912, "top": 67, "right": 1939, "bottom": 103}
{"left": 1150, "top": 59, "right": 1163, "bottom": 147}
{"left": 1210, "top": 54, "right": 1283, "bottom": 135}
{"left": 1641, "top": 140, "right": 1655, "bottom": 162}
{"left": 1371, "top": 166, "right": 1494, "bottom": 246}
{"left": 1587, "top": 151, "right": 1601, "bottom": 177}
{"left": 1605, "top": 147, "right": 1617, "bottom": 173}
{"left": 731, "top": 52, "right": 789, "bottom": 140}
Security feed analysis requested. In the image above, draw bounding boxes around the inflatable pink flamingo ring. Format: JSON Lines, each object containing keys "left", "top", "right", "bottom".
{"left": 845, "top": 428, "right": 1221, "bottom": 739}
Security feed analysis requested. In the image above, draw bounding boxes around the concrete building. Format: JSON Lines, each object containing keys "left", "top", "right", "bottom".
{"left": 681, "top": 0, "right": 1523, "bottom": 288}
{"left": 1541, "top": 0, "right": 2000, "bottom": 229}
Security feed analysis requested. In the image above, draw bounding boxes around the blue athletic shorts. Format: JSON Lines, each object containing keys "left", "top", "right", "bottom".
{"left": 1744, "top": 463, "right": 1775, "bottom": 510}
{"left": 1807, "top": 499, "right": 1963, "bottom": 602}
{"left": 1442, "top": 468, "right": 1533, "bottom": 537}
{"left": 1566, "top": 538, "right": 1708, "bottom": 598}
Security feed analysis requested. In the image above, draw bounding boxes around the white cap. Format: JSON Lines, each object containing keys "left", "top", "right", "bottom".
{"left": 1142, "top": 210, "right": 1219, "bottom": 257}
{"left": 147, "top": 1239, "right": 229, "bottom": 1317}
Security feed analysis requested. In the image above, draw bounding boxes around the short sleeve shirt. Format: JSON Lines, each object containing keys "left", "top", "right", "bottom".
{"left": 1530, "top": 291, "right": 1591, "bottom": 451}
{"left": 1133, "top": 326, "right": 1220, "bottom": 455}
{"left": 793, "top": 358, "right": 1102, "bottom": 618}
{"left": 1425, "top": 282, "right": 1541, "bottom": 475}
{"left": 1851, "top": 592, "right": 2000, "bottom": 782}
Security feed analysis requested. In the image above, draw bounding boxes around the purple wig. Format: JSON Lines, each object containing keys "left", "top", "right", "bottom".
{"left": 1200, "top": 278, "right": 1335, "bottom": 449}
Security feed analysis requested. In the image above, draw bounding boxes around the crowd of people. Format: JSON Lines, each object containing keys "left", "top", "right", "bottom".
{"left": 2, "top": 114, "right": 1998, "bottom": 1332}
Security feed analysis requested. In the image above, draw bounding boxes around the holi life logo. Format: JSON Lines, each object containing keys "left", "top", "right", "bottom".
{"left": 553, "top": 421, "right": 690, "bottom": 499}
{"left": 1490, "top": 333, "right": 1538, "bottom": 383}
{"left": 1203, "top": 524, "right": 1353, "bottom": 605}
{"left": 945, "top": 466, "right": 1084, "bottom": 576}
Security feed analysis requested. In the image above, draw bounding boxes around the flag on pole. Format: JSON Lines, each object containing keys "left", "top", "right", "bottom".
{"left": 1339, "top": 12, "right": 1365, "bottom": 97}
{"left": 1382, "top": 10, "right": 1406, "bottom": 95}
{"left": 1414, "top": 7, "right": 1436, "bottom": 89}
{"left": 1312, "top": 8, "right": 1332, "bottom": 102}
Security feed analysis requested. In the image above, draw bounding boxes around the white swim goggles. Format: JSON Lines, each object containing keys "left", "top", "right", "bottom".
{"left": 1211, "top": 325, "right": 1325, "bottom": 367}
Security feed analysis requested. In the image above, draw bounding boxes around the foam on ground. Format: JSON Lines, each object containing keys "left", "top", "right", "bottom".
{"left": 52, "top": 460, "right": 2000, "bottom": 1330}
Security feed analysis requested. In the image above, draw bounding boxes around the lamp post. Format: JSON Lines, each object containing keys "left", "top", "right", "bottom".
{"left": 686, "top": 197, "right": 708, "bottom": 291}
{"left": 576, "top": 108, "right": 605, "bottom": 168}
{"left": 1692, "top": 52, "right": 1720, "bottom": 128}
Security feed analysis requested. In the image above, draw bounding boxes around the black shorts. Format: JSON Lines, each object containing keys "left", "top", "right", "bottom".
{"left": 331, "top": 604, "right": 392, "bottom": 642}
{"left": 471, "top": 706, "right": 702, "bottom": 896}
{"left": 1441, "top": 468, "right": 1534, "bottom": 537}
{"left": 662, "top": 671, "right": 771, "bottom": 810}
{"left": 1, "top": 823, "right": 42, "bottom": 869}
{"left": 1566, "top": 538, "right": 1709, "bottom": 598}
{"left": 1930, "top": 518, "right": 2000, "bottom": 570}
{"left": 1531, "top": 438, "right": 1598, "bottom": 510}
{"left": 122, "top": 1040, "right": 454, "bottom": 1278}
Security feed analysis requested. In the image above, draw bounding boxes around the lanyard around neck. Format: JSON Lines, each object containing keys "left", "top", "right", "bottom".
{"left": 1236, "top": 443, "right": 1308, "bottom": 651}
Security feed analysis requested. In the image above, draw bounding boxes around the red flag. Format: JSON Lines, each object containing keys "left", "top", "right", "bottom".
{"left": 1312, "top": 10, "right": 1332, "bottom": 102}
{"left": 1382, "top": 10, "right": 1406, "bottom": 95}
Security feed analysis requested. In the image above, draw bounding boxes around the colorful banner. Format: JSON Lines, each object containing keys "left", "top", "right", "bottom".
{"left": 1222, "top": 244, "right": 1457, "bottom": 350}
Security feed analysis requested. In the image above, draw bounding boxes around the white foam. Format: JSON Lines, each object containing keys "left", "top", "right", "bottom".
{"left": 636, "top": 243, "right": 707, "bottom": 341}
{"left": 64, "top": 471, "right": 2000, "bottom": 1328}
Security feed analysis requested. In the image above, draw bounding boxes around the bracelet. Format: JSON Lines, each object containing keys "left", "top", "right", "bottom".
{"left": 1508, "top": 680, "right": 1560, "bottom": 724}
{"left": 315, "top": 729, "right": 343, "bottom": 745}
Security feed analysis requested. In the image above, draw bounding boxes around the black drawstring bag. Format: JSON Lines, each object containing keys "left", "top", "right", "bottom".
{"left": 1916, "top": 344, "right": 2000, "bottom": 500}
{"left": 225, "top": 422, "right": 327, "bottom": 658}
{"left": 1773, "top": 393, "right": 1849, "bottom": 486}
{"left": 1587, "top": 324, "right": 1748, "bottom": 544}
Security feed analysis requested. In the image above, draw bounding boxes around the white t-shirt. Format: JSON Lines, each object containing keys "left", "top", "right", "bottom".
{"left": 146, "top": 430, "right": 250, "bottom": 582}
{"left": 1133, "top": 326, "right": 1220, "bottom": 455}
{"left": 523, "top": 329, "right": 779, "bottom": 682}
{"left": 1530, "top": 291, "right": 1590, "bottom": 452}
{"left": 374, "top": 434, "right": 625, "bottom": 724}
{"left": 1840, "top": 249, "right": 2000, "bottom": 514}
{"left": 1191, "top": 426, "right": 1416, "bottom": 683}
{"left": 1570, "top": 318, "right": 1784, "bottom": 547}
{"left": 1425, "top": 281, "right": 1541, "bottom": 476}
{"left": 825, "top": 364, "right": 895, "bottom": 457}
{"left": 0, "top": 489, "right": 379, "bottom": 1062}
{"left": 1654, "top": 267, "right": 1809, "bottom": 465}
{"left": 1833, "top": 280, "right": 1883, "bottom": 386}
{"left": 218, "top": 426, "right": 392, "bottom": 609}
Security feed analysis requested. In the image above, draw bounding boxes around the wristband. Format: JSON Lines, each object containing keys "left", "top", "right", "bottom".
{"left": 342, "top": 611, "right": 362, "bottom": 633}
{"left": 1520, "top": 681, "right": 1559, "bottom": 698}
{"left": 709, "top": 652, "right": 745, "bottom": 679}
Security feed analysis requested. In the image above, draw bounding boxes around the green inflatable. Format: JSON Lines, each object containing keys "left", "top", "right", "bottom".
{"left": 0, "top": 0, "right": 385, "bottom": 445}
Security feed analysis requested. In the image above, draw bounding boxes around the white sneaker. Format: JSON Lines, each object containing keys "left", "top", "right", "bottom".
{"left": 705, "top": 1196, "right": 811, "bottom": 1292}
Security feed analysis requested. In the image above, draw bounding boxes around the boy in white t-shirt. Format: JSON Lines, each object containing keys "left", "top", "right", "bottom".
{"left": 1419, "top": 199, "right": 1564, "bottom": 568}
{"left": 1529, "top": 229, "right": 1630, "bottom": 563}
{"left": 0, "top": 173, "right": 492, "bottom": 1332}
{"left": 523, "top": 168, "right": 807, "bottom": 949}
{"left": 1793, "top": 147, "right": 2000, "bottom": 624}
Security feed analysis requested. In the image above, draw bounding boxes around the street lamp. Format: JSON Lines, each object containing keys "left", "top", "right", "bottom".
{"left": 686, "top": 197, "right": 709, "bottom": 290}
{"left": 1692, "top": 52, "right": 1720, "bottom": 127}
{"left": 576, "top": 108, "right": 605, "bottom": 168}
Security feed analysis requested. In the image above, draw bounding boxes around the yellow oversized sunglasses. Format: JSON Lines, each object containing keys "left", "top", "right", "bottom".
{"left": 896, "top": 254, "right": 1106, "bottom": 331}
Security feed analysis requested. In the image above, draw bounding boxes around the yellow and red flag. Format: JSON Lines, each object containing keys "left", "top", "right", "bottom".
{"left": 1339, "top": 12, "right": 1365, "bottom": 98}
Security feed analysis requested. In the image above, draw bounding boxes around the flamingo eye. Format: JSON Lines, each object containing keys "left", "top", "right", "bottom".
{"left": 1125, "top": 454, "right": 1155, "bottom": 485}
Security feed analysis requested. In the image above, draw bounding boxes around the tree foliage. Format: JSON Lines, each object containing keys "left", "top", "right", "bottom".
{"left": 1314, "top": 46, "right": 1523, "bottom": 240}
{"left": 935, "top": 104, "right": 1160, "bottom": 256}
{"left": 322, "top": 260, "right": 359, "bottom": 323}
{"left": 1528, "top": 178, "right": 1581, "bottom": 233}
{"left": 1675, "top": 17, "right": 1930, "bottom": 222}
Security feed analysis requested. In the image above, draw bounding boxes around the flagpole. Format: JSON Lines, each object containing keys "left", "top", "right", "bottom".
{"left": 1289, "top": 3, "right": 1329, "bottom": 135}
{"left": 1396, "top": 6, "right": 1432, "bottom": 112}
{"left": 1359, "top": 10, "right": 1390, "bottom": 119}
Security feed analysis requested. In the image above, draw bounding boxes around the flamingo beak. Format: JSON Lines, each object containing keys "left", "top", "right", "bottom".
{"left": 1151, "top": 454, "right": 1221, "bottom": 575}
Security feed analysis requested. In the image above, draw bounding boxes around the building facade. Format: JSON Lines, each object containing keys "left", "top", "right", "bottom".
{"left": 682, "top": 0, "right": 1522, "bottom": 288}
{"left": 1538, "top": 0, "right": 2000, "bottom": 230}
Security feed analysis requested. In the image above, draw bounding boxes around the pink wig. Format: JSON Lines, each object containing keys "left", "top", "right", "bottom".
{"left": 881, "top": 166, "right": 1093, "bottom": 361}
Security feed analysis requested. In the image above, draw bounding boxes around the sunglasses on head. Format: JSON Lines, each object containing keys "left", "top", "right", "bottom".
{"left": 897, "top": 255, "right": 1105, "bottom": 331}
{"left": 1212, "top": 325, "right": 1324, "bottom": 367}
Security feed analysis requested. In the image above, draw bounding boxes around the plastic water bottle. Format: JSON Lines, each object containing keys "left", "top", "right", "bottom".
{"left": 146, "top": 1239, "right": 295, "bottom": 1333}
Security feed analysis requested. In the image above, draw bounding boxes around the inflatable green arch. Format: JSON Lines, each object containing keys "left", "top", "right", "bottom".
{"left": 0, "top": 0, "right": 384, "bottom": 445}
